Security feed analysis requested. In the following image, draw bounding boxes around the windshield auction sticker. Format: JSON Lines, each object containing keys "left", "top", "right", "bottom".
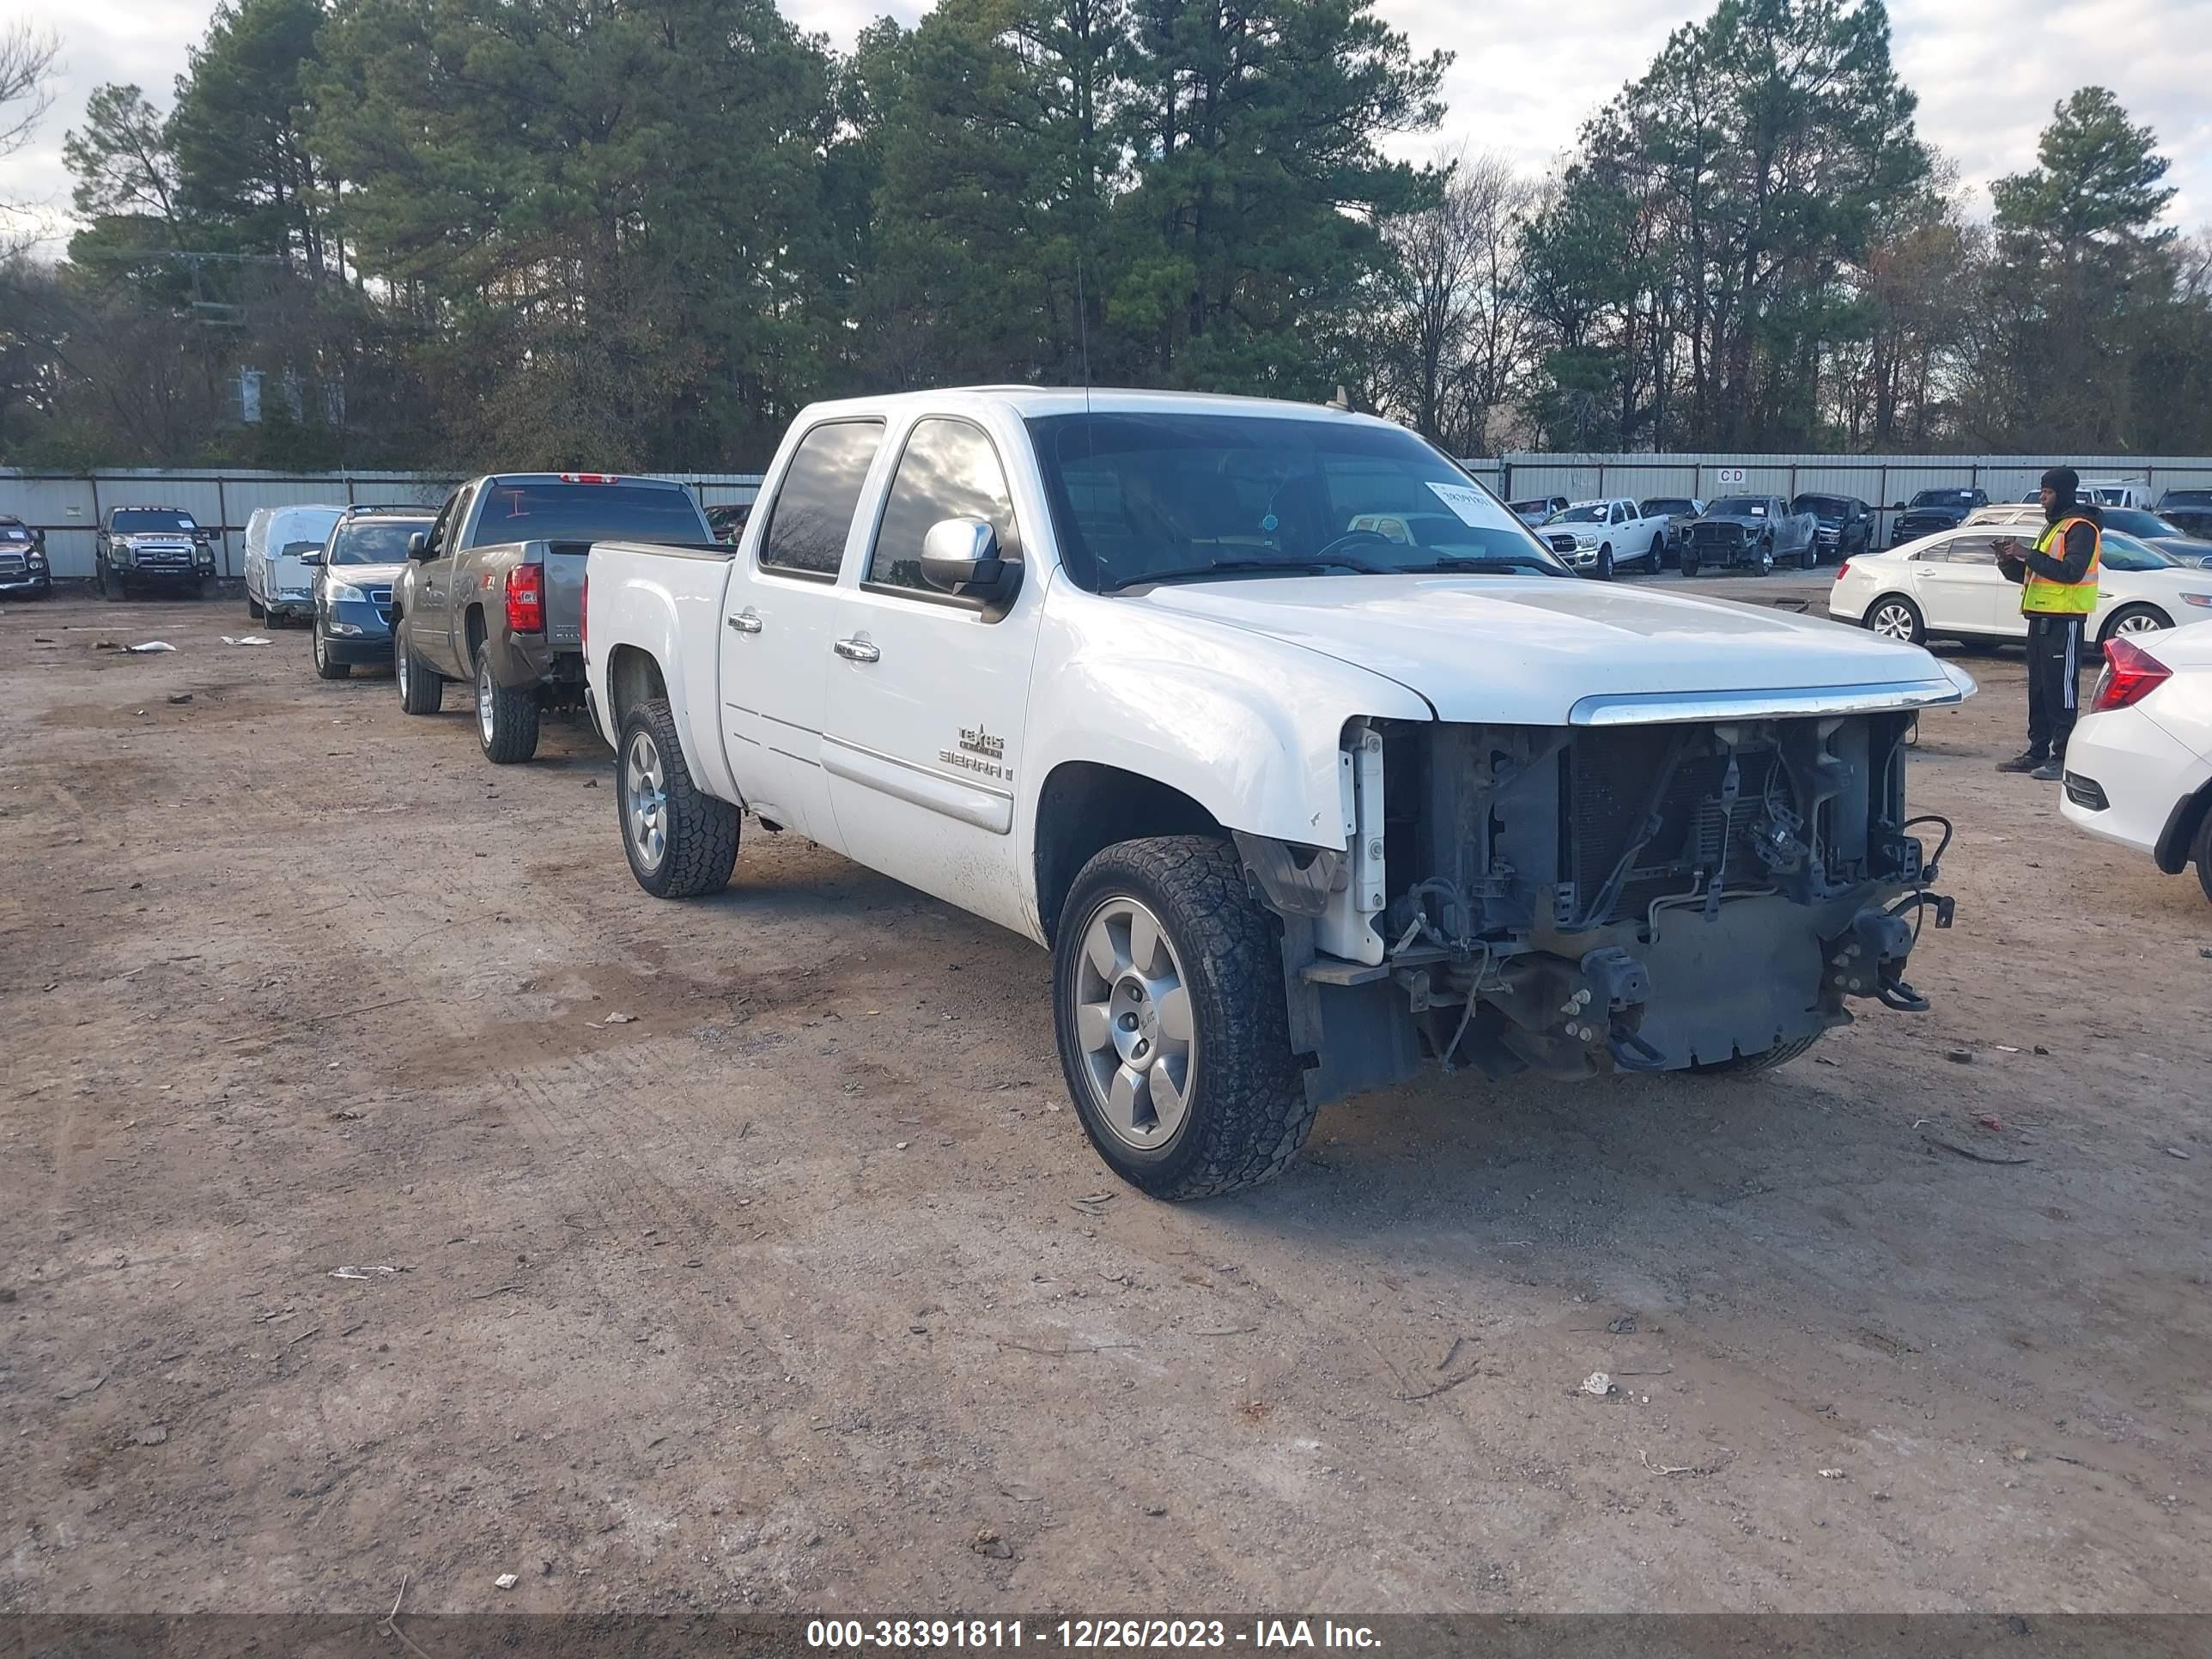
{"left": 1423, "top": 482, "right": 1494, "bottom": 526}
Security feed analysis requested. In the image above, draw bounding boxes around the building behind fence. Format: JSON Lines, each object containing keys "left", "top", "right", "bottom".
{"left": 8, "top": 453, "right": 2212, "bottom": 582}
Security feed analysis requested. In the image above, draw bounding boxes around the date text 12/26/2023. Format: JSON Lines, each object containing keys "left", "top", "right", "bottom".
{"left": 806, "top": 1620, "right": 1382, "bottom": 1650}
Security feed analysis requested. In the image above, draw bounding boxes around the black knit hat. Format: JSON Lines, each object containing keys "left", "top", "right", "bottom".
{"left": 2040, "top": 466, "right": 2079, "bottom": 501}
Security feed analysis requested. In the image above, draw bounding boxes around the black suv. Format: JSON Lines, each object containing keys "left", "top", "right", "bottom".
{"left": 96, "top": 505, "right": 217, "bottom": 599}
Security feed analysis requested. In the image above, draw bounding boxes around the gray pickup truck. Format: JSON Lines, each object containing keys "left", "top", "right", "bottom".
{"left": 392, "top": 473, "right": 713, "bottom": 763}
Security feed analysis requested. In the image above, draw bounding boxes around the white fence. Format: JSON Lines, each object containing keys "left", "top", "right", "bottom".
{"left": 0, "top": 468, "right": 766, "bottom": 580}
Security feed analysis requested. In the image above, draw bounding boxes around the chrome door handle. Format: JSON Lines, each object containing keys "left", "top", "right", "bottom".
{"left": 832, "top": 637, "right": 880, "bottom": 663}
{"left": 726, "top": 611, "right": 763, "bottom": 635}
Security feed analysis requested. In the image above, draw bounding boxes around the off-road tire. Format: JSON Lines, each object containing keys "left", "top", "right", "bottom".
{"left": 1686, "top": 1034, "right": 1825, "bottom": 1075}
{"left": 1052, "top": 836, "right": 1314, "bottom": 1200}
{"left": 617, "top": 696, "right": 738, "bottom": 899}
{"left": 396, "top": 619, "right": 443, "bottom": 714}
{"left": 312, "top": 623, "right": 350, "bottom": 680}
{"left": 474, "top": 641, "right": 540, "bottom": 764}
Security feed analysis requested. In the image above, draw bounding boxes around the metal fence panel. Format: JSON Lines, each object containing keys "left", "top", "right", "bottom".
{"left": 0, "top": 468, "right": 770, "bottom": 578}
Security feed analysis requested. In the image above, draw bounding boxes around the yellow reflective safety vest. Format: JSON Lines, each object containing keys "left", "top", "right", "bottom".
{"left": 2020, "top": 515, "right": 2100, "bottom": 615}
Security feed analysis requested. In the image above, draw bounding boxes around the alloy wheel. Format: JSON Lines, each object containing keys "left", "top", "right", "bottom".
{"left": 477, "top": 657, "right": 496, "bottom": 745}
{"left": 1069, "top": 896, "right": 1196, "bottom": 1151}
{"left": 1871, "top": 602, "right": 1917, "bottom": 641}
{"left": 624, "top": 729, "right": 669, "bottom": 872}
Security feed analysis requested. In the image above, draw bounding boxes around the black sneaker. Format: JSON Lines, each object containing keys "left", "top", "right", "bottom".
{"left": 2032, "top": 759, "right": 2064, "bottom": 781}
{"left": 1995, "top": 751, "right": 2047, "bottom": 774}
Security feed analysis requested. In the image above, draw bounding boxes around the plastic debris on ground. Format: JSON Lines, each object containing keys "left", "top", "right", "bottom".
{"left": 220, "top": 635, "right": 273, "bottom": 647}
{"left": 128, "top": 641, "right": 177, "bottom": 653}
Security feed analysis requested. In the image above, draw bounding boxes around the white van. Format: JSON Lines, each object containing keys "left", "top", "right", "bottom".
{"left": 243, "top": 503, "right": 345, "bottom": 623}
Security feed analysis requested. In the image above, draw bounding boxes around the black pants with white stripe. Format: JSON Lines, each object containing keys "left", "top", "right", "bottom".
{"left": 2025, "top": 611, "right": 2086, "bottom": 762}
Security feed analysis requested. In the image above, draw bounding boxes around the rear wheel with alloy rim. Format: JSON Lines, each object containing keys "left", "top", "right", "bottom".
{"left": 2100, "top": 604, "right": 2170, "bottom": 645}
{"left": 474, "top": 642, "right": 541, "bottom": 764}
{"left": 1867, "top": 596, "right": 1924, "bottom": 643}
{"left": 1052, "top": 836, "right": 1313, "bottom": 1200}
{"left": 312, "top": 623, "right": 350, "bottom": 679}
{"left": 617, "top": 696, "right": 738, "bottom": 897}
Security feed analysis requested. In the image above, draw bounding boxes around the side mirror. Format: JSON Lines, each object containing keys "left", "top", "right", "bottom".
{"left": 921, "top": 518, "right": 1018, "bottom": 605}
{"left": 1887, "top": 502, "right": 1906, "bottom": 513}
{"left": 300, "top": 549, "right": 321, "bottom": 566}
{"left": 408, "top": 532, "right": 433, "bottom": 561}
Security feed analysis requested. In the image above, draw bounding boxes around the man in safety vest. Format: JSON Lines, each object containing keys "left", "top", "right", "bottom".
{"left": 1993, "top": 467, "right": 2102, "bottom": 781}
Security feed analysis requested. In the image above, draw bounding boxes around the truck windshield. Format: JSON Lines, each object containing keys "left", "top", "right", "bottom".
{"left": 1025, "top": 413, "right": 1566, "bottom": 590}
{"left": 1710, "top": 498, "right": 1769, "bottom": 516}
{"left": 113, "top": 509, "right": 198, "bottom": 533}
{"left": 330, "top": 518, "right": 433, "bottom": 565}
{"left": 1552, "top": 503, "right": 1609, "bottom": 525}
{"left": 469, "top": 483, "right": 708, "bottom": 546}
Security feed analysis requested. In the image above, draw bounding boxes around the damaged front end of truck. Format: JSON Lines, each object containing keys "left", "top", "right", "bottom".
{"left": 1237, "top": 690, "right": 1964, "bottom": 1103}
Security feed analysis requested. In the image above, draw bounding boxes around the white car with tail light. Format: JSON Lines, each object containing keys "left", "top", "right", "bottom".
{"left": 2061, "top": 623, "right": 2212, "bottom": 904}
{"left": 585, "top": 386, "right": 1976, "bottom": 1200}
{"left": 1829, "top": 524, "right": 2212, "bottom": 648}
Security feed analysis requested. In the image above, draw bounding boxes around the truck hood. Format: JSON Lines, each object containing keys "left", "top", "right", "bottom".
{"left": 1140, "top": 575, "right": 1974, "bottom": 725}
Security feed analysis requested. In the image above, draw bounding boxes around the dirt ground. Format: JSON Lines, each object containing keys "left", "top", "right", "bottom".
{"left": 3, "top": 580, "right": 2208, "bottom": 1618}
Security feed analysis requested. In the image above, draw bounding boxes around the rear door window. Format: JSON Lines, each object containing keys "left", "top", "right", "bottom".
{"left": 761, "top": 421, "right": 886, "bottom": 579}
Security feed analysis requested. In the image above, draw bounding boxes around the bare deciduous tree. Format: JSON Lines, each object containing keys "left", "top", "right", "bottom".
{"left": 1379, "top": 146, "right": 1534, "bottom": 455}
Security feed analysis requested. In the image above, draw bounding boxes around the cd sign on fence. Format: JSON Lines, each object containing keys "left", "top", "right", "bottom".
{"left": 1717, "top": 466, "right": 1747, "bottom": 484}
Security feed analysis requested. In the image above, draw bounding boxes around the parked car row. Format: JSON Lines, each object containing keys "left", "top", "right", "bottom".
{"left": 1507, "top": 493, "right": 1877, "bottom": 577}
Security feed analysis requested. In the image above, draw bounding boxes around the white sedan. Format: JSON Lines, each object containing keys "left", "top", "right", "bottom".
{"left": 1829, "top": 524, "right": 2212, "bottom": 647}
{"left": 2060, "top": 622, "right": 2212, "bottom": 904}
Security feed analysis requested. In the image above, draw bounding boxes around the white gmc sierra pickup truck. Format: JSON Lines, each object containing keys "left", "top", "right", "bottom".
{"left": 586, "top": 389, "right": 1973, "bottom": 1199}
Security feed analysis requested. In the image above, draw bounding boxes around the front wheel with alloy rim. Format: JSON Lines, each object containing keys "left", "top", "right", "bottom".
{"left": 1866, "top": 595, "right": 1924, "bottom": 644}
{"left": 1052, "top": 836, "right": 1314, "bottom": 1200}
{"left": 1757, "top": 538, "right": 1776, "bottom": 575}
{"left": 311, "top": 623, "right": 349, "bottom": 679}
{"left": 474, "top": 641, "right": 541, "bottom": 763}
{"left": 616, "top": 697, "right": 738, "bottom": 898}
{"left": 396, "top": 621, "right": 444, "bottom": 714}
{"left": 2100, "top": 604, "right": 2171, "bottom": 645}
{"left": 1596, "top": 545, "right": 1614, "bottom": 580}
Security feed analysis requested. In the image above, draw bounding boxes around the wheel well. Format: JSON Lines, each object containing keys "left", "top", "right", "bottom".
{"left": 2158, "top": 778, "right": 2212, "bottom": 874}
{"left": 1034, "top": 763, "right": 1224, "bottom": 942}
{"left": 465, "top": 605, "right": 487, "bottom": 658}
{"left": 606, "top": 644, "right": 669, "bottom": 729}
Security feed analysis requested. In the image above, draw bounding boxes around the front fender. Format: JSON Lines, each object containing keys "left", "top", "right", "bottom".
{"left": 1023, "top": 592, "right": 1431, "bottom": 851}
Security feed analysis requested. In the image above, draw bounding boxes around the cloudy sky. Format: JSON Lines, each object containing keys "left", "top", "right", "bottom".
{"left": 3, "top": 0, "right": 2206, "bottom": 252}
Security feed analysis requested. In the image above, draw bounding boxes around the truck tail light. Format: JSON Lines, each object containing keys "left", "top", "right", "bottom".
{"left": 580, "top": 573, "right": 588, "bottom": 655}
{"left": 505, "top": 562, "right": 545, "bottom": 635}
{"left": 2091, "top": 636, "right": 2170, "bottom": 712}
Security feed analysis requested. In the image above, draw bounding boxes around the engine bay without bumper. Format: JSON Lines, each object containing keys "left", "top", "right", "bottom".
{"left": 1239, "top": 713, "right": 1954, "bottom": 1101}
